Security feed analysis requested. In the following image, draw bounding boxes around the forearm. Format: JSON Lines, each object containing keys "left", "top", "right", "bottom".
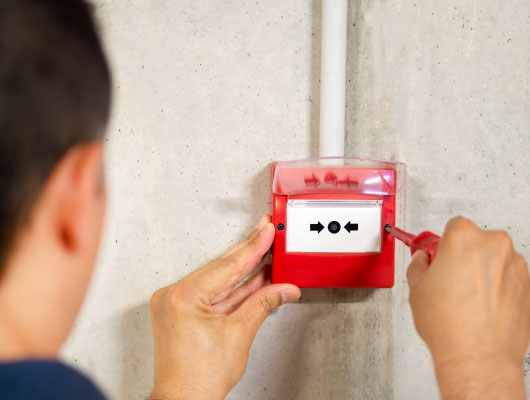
{"left": 434, "top": 357, "right": 526, "bottom": 400}
{"left": 150, "top": 389, "right": 215, "bottom": 400}
{"left": 150, "top": 375, "right": 229, "bottom": 400}
{"left": 150, "top": 384, "right": 223, "bottom": 400}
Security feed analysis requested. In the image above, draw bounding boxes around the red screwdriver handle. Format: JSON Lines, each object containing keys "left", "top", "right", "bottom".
{"left": 410, "top": 231, "right": 440, "bottom": 263}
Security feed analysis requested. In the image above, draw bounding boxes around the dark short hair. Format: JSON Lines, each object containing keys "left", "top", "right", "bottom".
{"left": 0, "top": 0, "right": 111, "bottom": 269}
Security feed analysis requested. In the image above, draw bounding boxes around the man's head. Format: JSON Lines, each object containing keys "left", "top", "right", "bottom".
{"left": 0, "top": 0, "right": 110, "bottom": 357}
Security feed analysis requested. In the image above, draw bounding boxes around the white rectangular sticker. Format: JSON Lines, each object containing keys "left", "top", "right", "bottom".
{"left": 286, "top": 199, "right": 382, "bottom": 253}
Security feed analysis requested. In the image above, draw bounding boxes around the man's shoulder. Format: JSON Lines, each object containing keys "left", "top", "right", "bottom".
{"left": 0, "top": 359, "right": 106, "bottom": 400}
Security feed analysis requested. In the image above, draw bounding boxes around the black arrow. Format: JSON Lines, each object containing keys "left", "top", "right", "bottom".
{"left": 345, "top": 222, "right": 358, "bottom": 233}
{"left": 310, "top": 222, "right": 324, "bottom": 233}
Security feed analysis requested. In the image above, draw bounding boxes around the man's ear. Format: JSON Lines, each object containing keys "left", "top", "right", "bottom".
{"left": 41, "top": 142, "right": 105, "bottom": 254}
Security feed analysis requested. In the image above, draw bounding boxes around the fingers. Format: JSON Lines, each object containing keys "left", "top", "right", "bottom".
{"left": 181, "top": 216, "right": 276, "bottom": 304}
{"left": 211, "top": 265, "right": 270, "bottom": 314}
{"left": 407, "top": 250, "right": 430, "bottom": 288}
{"left": 443, "top": 216, "right": 478, "bottom": 235}
{"left": 220, "top": 215, "right": 271, "bottom": 259}
{"left": 438, "top": 217, "right": 479, "bottom": 251}
{"left": 230, "top": 283, "right": 300, "bottom": 337}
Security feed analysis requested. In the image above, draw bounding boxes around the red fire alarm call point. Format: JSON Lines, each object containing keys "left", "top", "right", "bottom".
{"left": 270, "top": 157, "right": 405, "bottom": 288}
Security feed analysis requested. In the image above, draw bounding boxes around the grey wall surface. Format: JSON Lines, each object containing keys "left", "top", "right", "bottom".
{"left": 62, "top": 1, "right": 530, "bottom": 399}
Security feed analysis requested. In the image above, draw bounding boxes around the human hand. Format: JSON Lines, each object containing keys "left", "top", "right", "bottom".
{"left": 149, "top": 215, "right": 300, "bottom": 400}
{"left": 407, "top": 217, "right": 530, "bottom": 400}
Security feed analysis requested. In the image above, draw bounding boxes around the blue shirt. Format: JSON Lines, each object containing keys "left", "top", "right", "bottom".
{"left": 0, "top": 359, "right": 106, "bottom": 399}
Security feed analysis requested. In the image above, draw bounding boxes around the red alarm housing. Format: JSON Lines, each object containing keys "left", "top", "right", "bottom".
{"left": 270, "top": 157, "right": 405, "bottom": 288}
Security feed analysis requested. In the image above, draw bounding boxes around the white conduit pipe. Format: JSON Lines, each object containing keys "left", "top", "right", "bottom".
{"left": 319, "top": 0, "right": 348, "bottom": 159}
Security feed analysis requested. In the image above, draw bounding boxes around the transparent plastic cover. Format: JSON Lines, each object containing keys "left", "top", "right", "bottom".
{"left": 272, "top": 157, "right": 406, "bottom": 196}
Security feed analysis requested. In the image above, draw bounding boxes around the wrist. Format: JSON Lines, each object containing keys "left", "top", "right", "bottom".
{"left": 433, "top": 354, "right": 525, "bottom": 400}
{"left": 151, "top": 382, "right": 225, "bottom": 400}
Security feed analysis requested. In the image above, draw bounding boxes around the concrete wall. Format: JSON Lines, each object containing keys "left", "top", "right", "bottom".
{"left": 62, "top": 1, "right": 530, "bottom": 399}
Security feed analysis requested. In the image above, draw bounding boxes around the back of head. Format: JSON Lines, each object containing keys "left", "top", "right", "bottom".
{"left": 0, "top": 0, "right": 111, "bottom": 270}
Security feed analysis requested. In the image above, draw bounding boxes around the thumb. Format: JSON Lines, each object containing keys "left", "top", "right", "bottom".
{"left": 407, "top": 250, "right": 430, "bottom": 288}
{"left": 231, "top": 284, "right": 300, "bottom": 336}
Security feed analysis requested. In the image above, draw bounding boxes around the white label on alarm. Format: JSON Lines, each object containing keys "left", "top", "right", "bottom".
{"left": 286, "top": 199, "right": 382, "bottom": 253}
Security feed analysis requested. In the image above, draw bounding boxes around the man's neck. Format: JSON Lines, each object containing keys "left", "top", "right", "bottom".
{"left": 0, "top": 246, "right": 62, "bottom": 360}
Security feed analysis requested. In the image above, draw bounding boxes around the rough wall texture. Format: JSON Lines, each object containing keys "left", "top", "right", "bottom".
{"left": 62, "top": 1, "right": 530, "bottom": 399}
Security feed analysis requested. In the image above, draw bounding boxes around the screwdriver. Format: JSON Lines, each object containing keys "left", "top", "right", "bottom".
{"left": 384, "top": 224, "right": 440, "bottom": 263}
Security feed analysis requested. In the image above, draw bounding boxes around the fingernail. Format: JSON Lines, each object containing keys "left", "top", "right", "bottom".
{"left": 255, "top": 215, "right": 269, "bottom": 229}
{"left": 281, "top": 288, "right": 300, "bottom": 304}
